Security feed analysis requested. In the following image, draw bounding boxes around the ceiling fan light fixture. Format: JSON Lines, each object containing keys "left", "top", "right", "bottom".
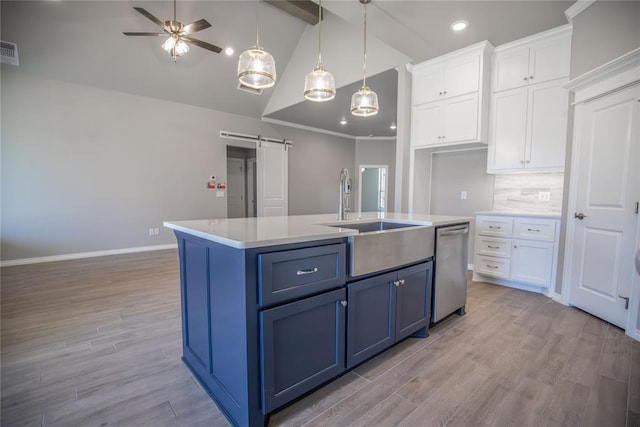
{"left": 238, "top": 0, "right": 277, "bottom": 90}
{"left": 350, "top": 86, "right": 379, "bottom": 117}
{"left": 304, "top": 0, "right": 335, "bottom": 102}
{"left": 238, "top": 46, "right": 276, "bottom": 89}
{"left": 352, "top": 0, "right": 378, "bottom": 117}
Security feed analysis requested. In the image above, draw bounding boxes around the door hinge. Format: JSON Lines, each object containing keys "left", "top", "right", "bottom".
{"left": 634, "top": 201, "right": 639, "bottom": 214}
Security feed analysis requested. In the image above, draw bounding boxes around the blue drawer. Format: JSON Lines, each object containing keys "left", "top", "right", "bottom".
{"left": 258, "top": 244, "right": 346, "bottom": 306}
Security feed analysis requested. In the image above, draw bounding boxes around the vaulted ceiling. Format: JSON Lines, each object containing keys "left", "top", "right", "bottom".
{"left": 0, "top": 1, "right": 574, "bottom": 137}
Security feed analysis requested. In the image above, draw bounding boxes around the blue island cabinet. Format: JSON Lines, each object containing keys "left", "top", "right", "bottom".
{"left": 346, "top": 261, "right": 433, "bottom": 368}
{"left": 173, "top": 230, "right": 433, "bottom": 426}
{"left": 174, "top": 230, "right": 347, "bottom": 427}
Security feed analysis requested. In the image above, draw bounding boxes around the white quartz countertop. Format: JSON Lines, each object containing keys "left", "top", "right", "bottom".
{"left": 476, "top": 210, "right": 562, "bottom": 219}
{"left": 164, "top": 212, "right": 472, "bottom": 249}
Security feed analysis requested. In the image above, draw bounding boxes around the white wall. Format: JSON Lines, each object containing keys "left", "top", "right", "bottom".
{"left": 430, "top": 149, "right": 495, "bottom": 264}
{"left": 0, "top": 69, "right": 354, "bottom": 261}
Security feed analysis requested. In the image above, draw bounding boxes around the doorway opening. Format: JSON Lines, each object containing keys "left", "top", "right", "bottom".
{"left": 226, "top": 146, "right": 257, "bottom": 218}
{"left": 359, "top": 165, "right": 388, "bottom": 213}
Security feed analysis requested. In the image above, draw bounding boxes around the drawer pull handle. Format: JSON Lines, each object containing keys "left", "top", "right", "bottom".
{"left": 527, "top": 228, "right": 541, "bottom": 232}
{"left": 297, "top": 267, "right": 319, "bottom": 276}
{"left": 486, "top": 265, "right": 499, "bottom": 269}
{"left": 488, "top": 226, "right": 501, "bottom": 229}
{"left": 487, "top": 245, "right": 499, "bottom": 249}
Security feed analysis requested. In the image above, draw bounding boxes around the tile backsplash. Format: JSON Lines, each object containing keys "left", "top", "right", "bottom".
{"left": 493, "top": 173, "right": 564, "bottom": 214}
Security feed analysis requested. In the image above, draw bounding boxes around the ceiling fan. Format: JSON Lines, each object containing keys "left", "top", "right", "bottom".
{"left": 123, "top": 0, "right": 222, "bottom": 61}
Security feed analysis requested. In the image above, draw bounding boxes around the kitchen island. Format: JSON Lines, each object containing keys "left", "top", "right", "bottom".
{"left": 164, "top": 212, "right": 470, "bottom": 426}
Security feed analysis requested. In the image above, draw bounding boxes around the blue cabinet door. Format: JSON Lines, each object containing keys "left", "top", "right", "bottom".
{"left": 346, "top": 271, "right": 396, "bottom": 369}
{"left": 395, "top": 261, "right": 433, "bottom": 341}
{"left": 260, "top": 288, "right": 346, "bottom": 414}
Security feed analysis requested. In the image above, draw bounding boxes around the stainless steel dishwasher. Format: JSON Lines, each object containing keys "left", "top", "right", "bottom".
{"left": 432, "top": 223, "right": 469, "bottom": 323}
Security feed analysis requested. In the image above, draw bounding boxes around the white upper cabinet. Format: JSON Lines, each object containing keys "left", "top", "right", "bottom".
{"left": 487, "top": 25, "right": 572, "bottom": 173}
{"left": 410, "top": 41, "right": 493, "bottom": 149}
{"left": 492, "top": 29, "right": 571, "bottom": 92}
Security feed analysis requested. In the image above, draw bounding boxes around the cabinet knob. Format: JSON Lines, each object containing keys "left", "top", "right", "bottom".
{"left": 523, "top": 77, "right": 528, "bottom": 81}
{"left": 514, "top": 245, "right": 518, "bottom": 249}
{"left": 530, "top": 76, "right": 534, "bottom": 80}
{"left": 340, "top": 300, "right": 347, "bottom": 307}
{"left": 439, "top": 91, "right": 443, "bottom": 95}
{"left": 394, "top": 280, "right": 400, "bottom": 287}
{"left": 400, "top": 279, "right": 405, "bottom": 285}
{"left": 443, "top": 91, "right": 447, "bottom": 95}
{"left": 525, "top": 160, "right": 530, "bottom": 164}
{"left": 520, "top": 160, "right": 525, "bottom": 164}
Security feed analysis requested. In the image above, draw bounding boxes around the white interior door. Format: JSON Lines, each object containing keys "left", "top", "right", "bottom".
{"left": 226, "top": 158, "right": 246, "bottom": 218}
{"left": 567, "top": 85, "right": 639, "bottom": 329}
{"left": 257, "top": 141, "right": 288, "bottom": 217}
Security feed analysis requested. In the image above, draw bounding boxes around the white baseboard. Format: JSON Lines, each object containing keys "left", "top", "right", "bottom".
{"left": 0, "top": 244, "right": 178, "bottom": 267}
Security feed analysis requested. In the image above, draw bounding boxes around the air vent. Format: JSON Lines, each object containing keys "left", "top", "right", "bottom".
{"left": 1, "top": 41, "right": 19, "bottom": 66}
{"left": 237, "top": 82, "right": 263, "bottom": 95}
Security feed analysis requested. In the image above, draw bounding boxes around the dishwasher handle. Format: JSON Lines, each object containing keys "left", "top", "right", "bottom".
{"left": 439, "top": 226, "right": 469, "bottom": 236}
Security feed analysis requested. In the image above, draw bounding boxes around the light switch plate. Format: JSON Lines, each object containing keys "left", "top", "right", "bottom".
{"left": 216, "top": 191, "right": 225, "bottom": 198}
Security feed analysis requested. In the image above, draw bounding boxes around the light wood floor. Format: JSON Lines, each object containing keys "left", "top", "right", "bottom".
{"left": 1, "top": 250, "right": 639, "bottom": 426}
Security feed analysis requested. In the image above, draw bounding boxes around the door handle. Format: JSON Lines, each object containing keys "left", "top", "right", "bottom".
{"left": 618, "top": 295, "right": 629, "bottom": 310}
{"left": 574, "top": 212, "right": 587, "bottom": 220}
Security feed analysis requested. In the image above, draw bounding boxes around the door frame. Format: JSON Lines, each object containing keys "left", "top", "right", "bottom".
{"left": 358, "top": 164, "right": 388, "bottom": 213}
{"left": 226, "top": 157, "right": 246, "bottom": 218}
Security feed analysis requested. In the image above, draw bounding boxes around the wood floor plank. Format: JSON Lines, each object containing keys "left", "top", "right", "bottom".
{"left": 582, "top": 375, "right": 628, "bottom": 427}
{"left": 302, "top": 369, "right": 412, "bottom": 426}
{"left": 349, "top": 393, "right": 417, "bottom": 427}
{"left": 268, "top": 372, "right": 368, "bottom": 426}
{"left": 539, "top": 379, "right": 590, "bottom": 426}
{"left": 598, "top": 325, "right": 632, "bottom": 382}
{"left": 560, "top": 329, "right": 605, "bottom": 387}
{"left": 489, "top": 377, "right": 554, "bottom": 426}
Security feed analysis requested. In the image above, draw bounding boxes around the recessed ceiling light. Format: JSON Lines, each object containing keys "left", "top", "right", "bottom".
{"left": 340, "top": 118, "right": 347, "bottom": 125}
{"left": 390, "top": 123, "right": 397, "bottom": 130}
{"left": 224, "top": 47, "right": 234, "bottom": 56}
{"left": 450, "top": 20, "right": 468, "bottom": 32}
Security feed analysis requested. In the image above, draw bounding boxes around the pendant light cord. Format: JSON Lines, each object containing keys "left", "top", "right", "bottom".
{"left": 362, "top": 1, "right": 368, "bottom": 88}
{"left": 255, "top": 0, "right": 260, "bottom": 48}
{"left": 173, "top": 0, "right": 177, "bottom": 22}
{"left": 317, "top": 0, "right": 322, "bottom": 65}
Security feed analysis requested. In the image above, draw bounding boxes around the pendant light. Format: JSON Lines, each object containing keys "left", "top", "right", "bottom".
{"left": 304, "top": 0, "right": 335, "bottom": 102}
{"left": 238, "top": 0, "right": 277, "bottom": 90}
{"left": 351, "top": 0, "right": 378, "bottom": 117}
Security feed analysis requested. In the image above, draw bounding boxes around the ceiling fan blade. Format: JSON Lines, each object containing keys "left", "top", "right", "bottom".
{"left": 182, "top": 19, "right": 211, "bottom": 35}
{"left": 123, "top": 32, "right": 166, "bottom": 36}
{"left": 133, "top": 7, "right": 165, "bottom": 28}
{"left": 182, "top": 36, "right": 222, "bottom": 53}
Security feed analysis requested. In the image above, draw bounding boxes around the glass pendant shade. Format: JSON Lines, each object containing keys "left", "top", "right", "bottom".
{"left": 237, "top": 46, "right": 276, "bottom": 89}
{"left": 162, "top": 36, "right": 177, "bottom": 52}
{"left": 304, "top": 65, "right": 336, "bottom": 102}
{"left": 350, "top": 86, "right": 379, "bottom": 117}
{"left": 173, "top": 40, "right": 189, "bottom": 56}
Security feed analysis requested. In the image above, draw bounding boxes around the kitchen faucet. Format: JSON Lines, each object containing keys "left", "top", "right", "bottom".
{"left": 338, "top": 168, "right": 351, "bottom": 221}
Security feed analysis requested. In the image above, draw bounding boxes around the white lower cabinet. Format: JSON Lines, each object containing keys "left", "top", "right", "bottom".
{"left": 473, "top": 214, "right": 560, "bottom": 291}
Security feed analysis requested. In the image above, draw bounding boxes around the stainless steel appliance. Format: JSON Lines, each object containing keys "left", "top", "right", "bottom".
{"left": 432, "top": 223, "right": 469, "bottom": 323}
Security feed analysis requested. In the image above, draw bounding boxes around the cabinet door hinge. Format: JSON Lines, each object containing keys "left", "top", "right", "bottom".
{"left": 635, "top": 201, "right": 639, "bottom": 214}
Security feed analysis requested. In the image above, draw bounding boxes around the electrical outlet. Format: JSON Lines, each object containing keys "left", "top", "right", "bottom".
{"left": 538, "top": 191, "right": 551, "bottom": 202}
{"left": 460, "top": 191, "right": 467, "bottom": 200}
{"left": 148, "top": 228, "right": 154, "bottom": 236}
{"left": 154, "top": 228, "right": 160, "bottom": 235}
